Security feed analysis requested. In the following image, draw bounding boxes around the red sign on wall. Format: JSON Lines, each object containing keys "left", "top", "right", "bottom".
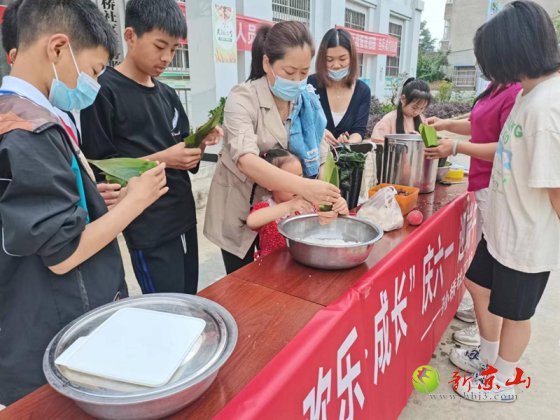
{"left": 237, "top": 15, "right": 272, "bottom": 52}
{"left": 337, "top": 25, "right": 399, "bottom": 57}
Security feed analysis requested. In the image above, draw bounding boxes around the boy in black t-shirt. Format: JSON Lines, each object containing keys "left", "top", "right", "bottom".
{"left": 80, "top": 0, "right": 221, "bottom": 295}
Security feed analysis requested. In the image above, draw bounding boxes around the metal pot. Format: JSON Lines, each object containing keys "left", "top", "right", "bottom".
{"left": 43, "top": 294, "right": 237, "bottom": 420}
{"left": 278, "top": 215, "right": 384, "bottom": 270}
{"left": 381, "top": 134, "right": 438, "bottom": 193}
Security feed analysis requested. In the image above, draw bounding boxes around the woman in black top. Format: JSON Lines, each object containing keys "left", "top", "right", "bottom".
{"left": 309, "top": 28, "right": 371, "bottom": 145}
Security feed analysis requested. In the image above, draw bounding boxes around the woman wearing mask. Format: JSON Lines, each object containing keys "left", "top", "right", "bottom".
{"left": 309, "top": 28, "right": 371, "bottom": 145}
{"left": 204, "top": 21, "right": 341, "bottom": 274}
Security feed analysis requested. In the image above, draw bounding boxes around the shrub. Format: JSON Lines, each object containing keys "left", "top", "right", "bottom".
{"left": 438, "top": 81, "right": 453, "bottom": 102}
{"left": 424, "top": 102, "right": 471, "bottom": 119}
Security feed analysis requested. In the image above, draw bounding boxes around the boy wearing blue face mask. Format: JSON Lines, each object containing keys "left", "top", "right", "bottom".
{"left": 80, "top": 0, "right": 222, "bottom": 295}
{"left": 1, "top": 0, "right": 124, "bottom": 210}
{"left": 0, "top": 0, "right": 169, "bottom": 406}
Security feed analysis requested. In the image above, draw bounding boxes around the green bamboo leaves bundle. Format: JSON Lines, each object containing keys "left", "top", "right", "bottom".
{"left": 419, "top": 123, "right": 438, "bottom": 148}
{"left": 184, "top": 97, "right": 226, "bottom": 148}
{"left": 88, "top": 158, "right": 157, "bottom": 187}
{"left": 319, "top": 151, "right": 339, "bottom": 212}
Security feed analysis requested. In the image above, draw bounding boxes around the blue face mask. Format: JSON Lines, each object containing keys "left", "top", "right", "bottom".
{"left": 270, "top": 69, "right": 307, "bottom": 102}
{"left": 49, "top": 45, "right": 101, "bottom": 111}
{"left": 328, "top": 67, "right": 349, "bottom": 81}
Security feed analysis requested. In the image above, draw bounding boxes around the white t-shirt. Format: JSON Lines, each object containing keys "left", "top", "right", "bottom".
{"left": 483, "top": 75, "right": 560, "bottom": 273}
{"left": 331, "top": 111, "right": 345, "bottom": 127}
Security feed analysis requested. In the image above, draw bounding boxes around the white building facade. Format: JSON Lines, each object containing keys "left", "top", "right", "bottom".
{"left": 0, "top": 1, "right": 423, "bottom": 125}
{"left": 187, "top": 0, "right": 424, "bottom": 125}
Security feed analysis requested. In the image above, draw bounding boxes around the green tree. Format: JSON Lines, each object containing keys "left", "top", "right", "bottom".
{"left": 419, "top": 21, "right": 435, "bottom": 53}
{"left": 416, "top": 21, "right": 448, "bottom": 82}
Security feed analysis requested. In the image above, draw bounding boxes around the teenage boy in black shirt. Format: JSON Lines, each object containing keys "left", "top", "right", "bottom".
{"left": 80, "top": 0, "right": 221, "bottom": 295}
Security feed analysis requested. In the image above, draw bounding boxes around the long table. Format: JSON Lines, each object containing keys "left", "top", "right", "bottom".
{"left": 1, "top": 184, "right": 476, "bottom": 420}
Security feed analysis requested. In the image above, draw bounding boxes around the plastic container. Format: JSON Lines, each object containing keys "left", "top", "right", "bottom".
{"left": 368, "top": 183, "right": 420, "bottom": 215}
{"left": 445, "top": 165, "right": 465, "bottom": 182}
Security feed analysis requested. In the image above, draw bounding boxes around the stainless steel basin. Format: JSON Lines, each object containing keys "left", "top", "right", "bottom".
{"left": 43, "top": 294, "right": 237, "bottom": 420}
{"left": 277, "top": 215, "right": 383, "bottom": 270}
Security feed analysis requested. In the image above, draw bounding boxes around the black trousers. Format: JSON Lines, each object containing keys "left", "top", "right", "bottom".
{"left": 221, "top": 239, "right": 257, "bottom": 274}
{"left": 128, "top": 227, "right": 199, "bottom": 294}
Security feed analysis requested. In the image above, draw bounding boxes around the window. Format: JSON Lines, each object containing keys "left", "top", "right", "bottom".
{"left": 443, "top": 19, "right": 450, "bottom": 41}
{"left": 168, "top": 45, "right": 190, "bottom": 73}
{"left": 175, "top": 88, "right": 191, "bottom": 115}
{"left": 345, "top": 8, "right": 366, "bottom": 30}
{"left": 345, "top": 8, "right": 366, "bottom": 77}
{"left": 452, "top": 66, "right": 476, "bottom": 88}
{"left": 272, "top": 0, "right": 311, "bottom": 23}
{"left": 385, "top": 22, "right": 402, "bottom": 77}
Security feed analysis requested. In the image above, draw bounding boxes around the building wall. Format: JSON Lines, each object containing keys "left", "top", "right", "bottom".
{"left": 233, "top": 0, "right": 424, "bottom": 100}
{"left": 85, "top": 0, "right": 424, "bottom": 122}
{"left": 442, "top": 0, "right": 560, "bottom": 91}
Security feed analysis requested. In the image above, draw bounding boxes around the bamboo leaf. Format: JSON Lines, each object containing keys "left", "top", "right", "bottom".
{"left": 419, "top": 123, "right": 438, "bottom": 148}
{"left": 88, "top": 158, "right": 157, "bottom": 187}
{"left": 319, "top": 151, "right": 339, "bottom": 211}
{"left": 184, "top": 97, "right": 226, "bottom": 148}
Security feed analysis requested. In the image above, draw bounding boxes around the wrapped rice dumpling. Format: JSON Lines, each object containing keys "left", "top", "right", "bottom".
{"left": 419, "top": 123, "right": 438, "bottom": 148}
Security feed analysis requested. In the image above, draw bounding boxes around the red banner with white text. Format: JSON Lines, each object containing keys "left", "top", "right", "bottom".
{"left": 337, "top": 25, "right": 399, "bottom": 57}
{"left": 236, "top": 15, "right": 272, "bottom": 52}
{"left": 216, "top": 192, "right": 478, "bottom": 420}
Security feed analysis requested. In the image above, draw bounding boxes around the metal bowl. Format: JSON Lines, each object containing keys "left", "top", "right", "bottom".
{"left": 277, "top": 215, "right": 384, "bottom": 270}
{"left": 43, "top": 294, "right": 237, "bottom": 420}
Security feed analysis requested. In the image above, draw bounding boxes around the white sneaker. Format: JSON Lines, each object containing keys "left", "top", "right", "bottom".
{"left": 453, "top": 374, "right": 516, "bottom": 403}
{"left": 455, "top": 303, "right": 476, "bottom": 323}
{"left": 453, "top": 324, "right": 481, "bottom": 346}
{"left": 450, "top": 347, "right": 487, "bottom": 373}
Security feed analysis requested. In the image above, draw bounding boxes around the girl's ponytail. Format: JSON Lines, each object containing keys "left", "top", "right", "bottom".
{"left": 248, "top": 25, "right": 272, "bottom": 81}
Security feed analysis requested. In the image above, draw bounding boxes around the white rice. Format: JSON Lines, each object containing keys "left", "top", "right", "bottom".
{"left": 303, "top": 238, "right": 359, "bottom": 246}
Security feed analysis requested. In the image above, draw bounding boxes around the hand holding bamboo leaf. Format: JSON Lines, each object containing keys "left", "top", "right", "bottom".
{"left": 122, "top": 163, "right": 169, "bottom": 210}
{"left": 160, "top": 142, "right": 203, "bottom": 170}
{"left": 184, "top": 97, "right": 226, "bottom": 148}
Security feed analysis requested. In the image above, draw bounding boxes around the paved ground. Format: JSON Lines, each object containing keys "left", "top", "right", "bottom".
{"left": 119, "top": 135, "right": 559, "bottom": 419}
{"left": 400, "top": 270, "right": 560, "bottom": 419}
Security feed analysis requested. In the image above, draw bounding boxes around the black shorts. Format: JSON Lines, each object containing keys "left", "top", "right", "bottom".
{"left": 466, "top": 238, "right": 550, "bottom": 321}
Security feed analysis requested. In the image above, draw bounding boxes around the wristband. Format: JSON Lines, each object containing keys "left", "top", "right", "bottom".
{"left": 452, "top": 139, "right": 459, "bottom": 156}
